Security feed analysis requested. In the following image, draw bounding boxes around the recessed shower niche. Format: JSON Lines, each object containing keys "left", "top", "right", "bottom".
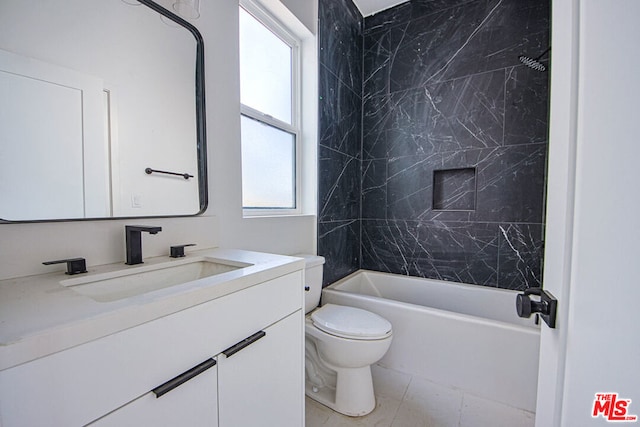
{"left": 432, "top": 168, "right": 477, "bottom": 211}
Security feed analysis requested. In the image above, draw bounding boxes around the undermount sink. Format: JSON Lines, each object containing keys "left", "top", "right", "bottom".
{"left": 60, "top": 257, "right": 252, "bottom": 303}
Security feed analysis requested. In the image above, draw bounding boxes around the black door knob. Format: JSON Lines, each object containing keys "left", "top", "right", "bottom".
{"left": 515, "top": 288, "right": 558, "bottom": 329}
{"left": 516, "top": 294, "right": 532, "bottom": 318}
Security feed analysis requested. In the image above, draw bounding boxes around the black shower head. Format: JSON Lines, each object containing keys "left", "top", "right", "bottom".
{"left": 519, "top": 47, "right": 551, "bottom": 72}
{"left": 519, "top": 55, "right": 547, "bottom": 71}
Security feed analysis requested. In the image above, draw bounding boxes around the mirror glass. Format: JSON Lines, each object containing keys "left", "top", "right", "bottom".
{"left": 0, "top": 0, "right": 206, "bottom": 222}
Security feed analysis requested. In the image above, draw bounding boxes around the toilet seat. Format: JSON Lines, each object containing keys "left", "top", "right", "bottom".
{"left": 311, "top": 304, "right": 392, "bottom": 340}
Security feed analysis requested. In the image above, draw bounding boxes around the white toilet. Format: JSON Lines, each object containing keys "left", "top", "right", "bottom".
{"left": 296, "top": 254, "right": 393, "bottom": 417}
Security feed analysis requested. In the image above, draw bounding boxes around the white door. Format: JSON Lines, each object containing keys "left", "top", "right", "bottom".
{"left": 536, "top": 0, "right": 640, "bottom": 425}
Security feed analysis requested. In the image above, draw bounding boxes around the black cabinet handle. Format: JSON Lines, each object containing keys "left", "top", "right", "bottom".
{"left": 152, "top": 358, "right": 217, "bottom": 398}
{"left": 222, "top": 331, "right": 266, "bottom": 358}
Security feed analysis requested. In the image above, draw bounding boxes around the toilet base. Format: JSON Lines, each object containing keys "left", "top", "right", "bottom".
{"left": 305, "top": 365, "right": 376, "bottom": 417}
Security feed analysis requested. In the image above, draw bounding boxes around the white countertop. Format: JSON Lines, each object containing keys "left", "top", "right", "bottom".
{"left": 0, "top": 248, "right": 304, "bottom": 371}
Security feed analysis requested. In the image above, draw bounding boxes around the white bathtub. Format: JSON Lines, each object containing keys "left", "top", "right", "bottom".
{"left": 321, "top": 270, "right": 540, "bottom": 412}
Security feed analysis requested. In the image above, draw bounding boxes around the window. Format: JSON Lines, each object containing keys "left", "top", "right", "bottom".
{"left": 239, "top": 3, "right": 300, "bottom": 213}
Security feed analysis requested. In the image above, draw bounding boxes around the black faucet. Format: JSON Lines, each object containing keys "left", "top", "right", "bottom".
{"left": 125, "top": 225, "right": 162, "bottom": 265}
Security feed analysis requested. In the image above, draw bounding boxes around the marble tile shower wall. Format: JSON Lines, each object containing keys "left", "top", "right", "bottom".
{"left": 318, "top": 0, "right": 550, "bottom": 290}
{"left": 317, "top": 0, "right": 364, "bottom": 285}
{"left": 361, "top": 0, "right": 549, "bottom": 290}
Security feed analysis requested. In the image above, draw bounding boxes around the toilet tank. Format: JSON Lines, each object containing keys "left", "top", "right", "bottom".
{"left": 294, "top": 254, "right": 325, "bottom": 314}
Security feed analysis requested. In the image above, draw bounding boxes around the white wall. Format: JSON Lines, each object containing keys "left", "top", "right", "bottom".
{"left": 0, "top": 0, "right": 317, "bottom": 280}
{"left": 200, "top": 0, "right": 318, "bottom": 255}
{"left": 280, "top": 0, "right": 317, "bottom": 33}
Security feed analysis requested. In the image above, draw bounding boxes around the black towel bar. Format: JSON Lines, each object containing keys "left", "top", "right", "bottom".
{"left": 145, "top": 167, "right": 193, "bottom": 180}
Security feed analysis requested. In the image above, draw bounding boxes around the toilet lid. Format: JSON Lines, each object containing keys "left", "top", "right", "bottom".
{"left": 311, "top": 304, "right": 392, "bottom": 339}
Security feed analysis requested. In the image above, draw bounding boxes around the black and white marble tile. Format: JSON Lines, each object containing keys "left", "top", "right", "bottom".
{"left": 424, "top": 70, "right": 506, "bottom": 151}
{"left": 362, "top": 218, "right": 545, "bottom": 289}
{"left": 437, "top": 0, "right": 550, "bottom": 82}
{"left": 362, "top": 159, "right": 387, "bottom": 219}
{"left": 497, "top": 223, "right": 544, "bottom": 290}
{"left": 318, "top": 0, "right": 364, "bottom": 286}
{"left": 318, "top": 145, "right": 361, "bottom": 222}
{"left": 386, "top": 153, "right": 440, "bottom": 220}
{"left": 504, "top": 64, "right": 550, "bottom": 145}
{"left": 318, "top": 220, "right": 361, "bottom": 286}
{"left": 412, "top": 221, "right": 499, "bottom": 285}
{"left": 386, "top": 1, "right": 497, "bottom": 90}
{"left": 362, "top": 94, "right": 391, "bottom": 159}
{"left": 319, "top": 0, "right": 549, "bottom": 290}
{"left": 439, "top": 145, "right": 547, "bottom": 222}
{"left": 361, "top": 219, "right": 404, "bottom": 274}
{"left": 364, "top": 28, "right": 391, "bottom": 99}
{"left": 362, "top": 219, "right": 499, "bottom": 286}
{"left": 386, "top": 69, "right": 506, "bottom": 157}
{"left": 385, "top": 89, "right": 443, "bottom": 157}
{"left": 319, "top": 64, "right": 362, "bottom": 158}
{"left": 363, "top": 71, "right": 506, "bottom": 160}
{"left": 471, "top": 144, "right": 547, "bottom": 223}
{"left": 383, "top": 144, "right": 547, "bottom": 224}
{"left": 381, "top": 0, "right": 550, "bottom": 90}
{"left": 319, "top": 0, "right": 363, "bottom": 92}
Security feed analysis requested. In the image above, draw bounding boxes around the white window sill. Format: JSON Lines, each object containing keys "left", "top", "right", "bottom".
{"left": 242, "top": 212, "right": 316, "bottom": 220}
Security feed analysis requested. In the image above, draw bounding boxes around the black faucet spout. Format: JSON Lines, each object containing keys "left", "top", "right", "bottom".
{"left": 125, "top": 225, "right": 162, "bottom": 265}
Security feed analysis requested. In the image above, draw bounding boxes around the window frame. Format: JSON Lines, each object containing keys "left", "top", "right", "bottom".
{"left": 240, "top": 0, "right": 302, "bottom": 216}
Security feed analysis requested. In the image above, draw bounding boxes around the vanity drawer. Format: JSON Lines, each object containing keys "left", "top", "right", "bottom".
{"left": 0, "top": 270, "right": 303, "bottom": 426}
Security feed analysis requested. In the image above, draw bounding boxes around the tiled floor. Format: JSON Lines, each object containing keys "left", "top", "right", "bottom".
{"left": 305, "top": 365, "right": 535, "bottom": 427}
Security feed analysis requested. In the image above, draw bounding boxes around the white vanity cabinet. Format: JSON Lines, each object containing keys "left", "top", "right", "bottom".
{"left": 218, "top": 311, "right": 303, "bottom": 426}
{"left": 88, "top": 358, "right": 219, "bottom": 426}
{"left": 0, "top": 270, "right": 304, "bottom": 427}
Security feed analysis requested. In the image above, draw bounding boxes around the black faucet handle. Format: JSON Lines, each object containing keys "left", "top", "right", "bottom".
{"left": 43, "top": 258, "right": 87, "bottom": 275}
{"left": 125, "top": 225, "right": 162, "bottom": 234}
{"left": 170, "top": 244, "right": 197, "bottom": 258}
